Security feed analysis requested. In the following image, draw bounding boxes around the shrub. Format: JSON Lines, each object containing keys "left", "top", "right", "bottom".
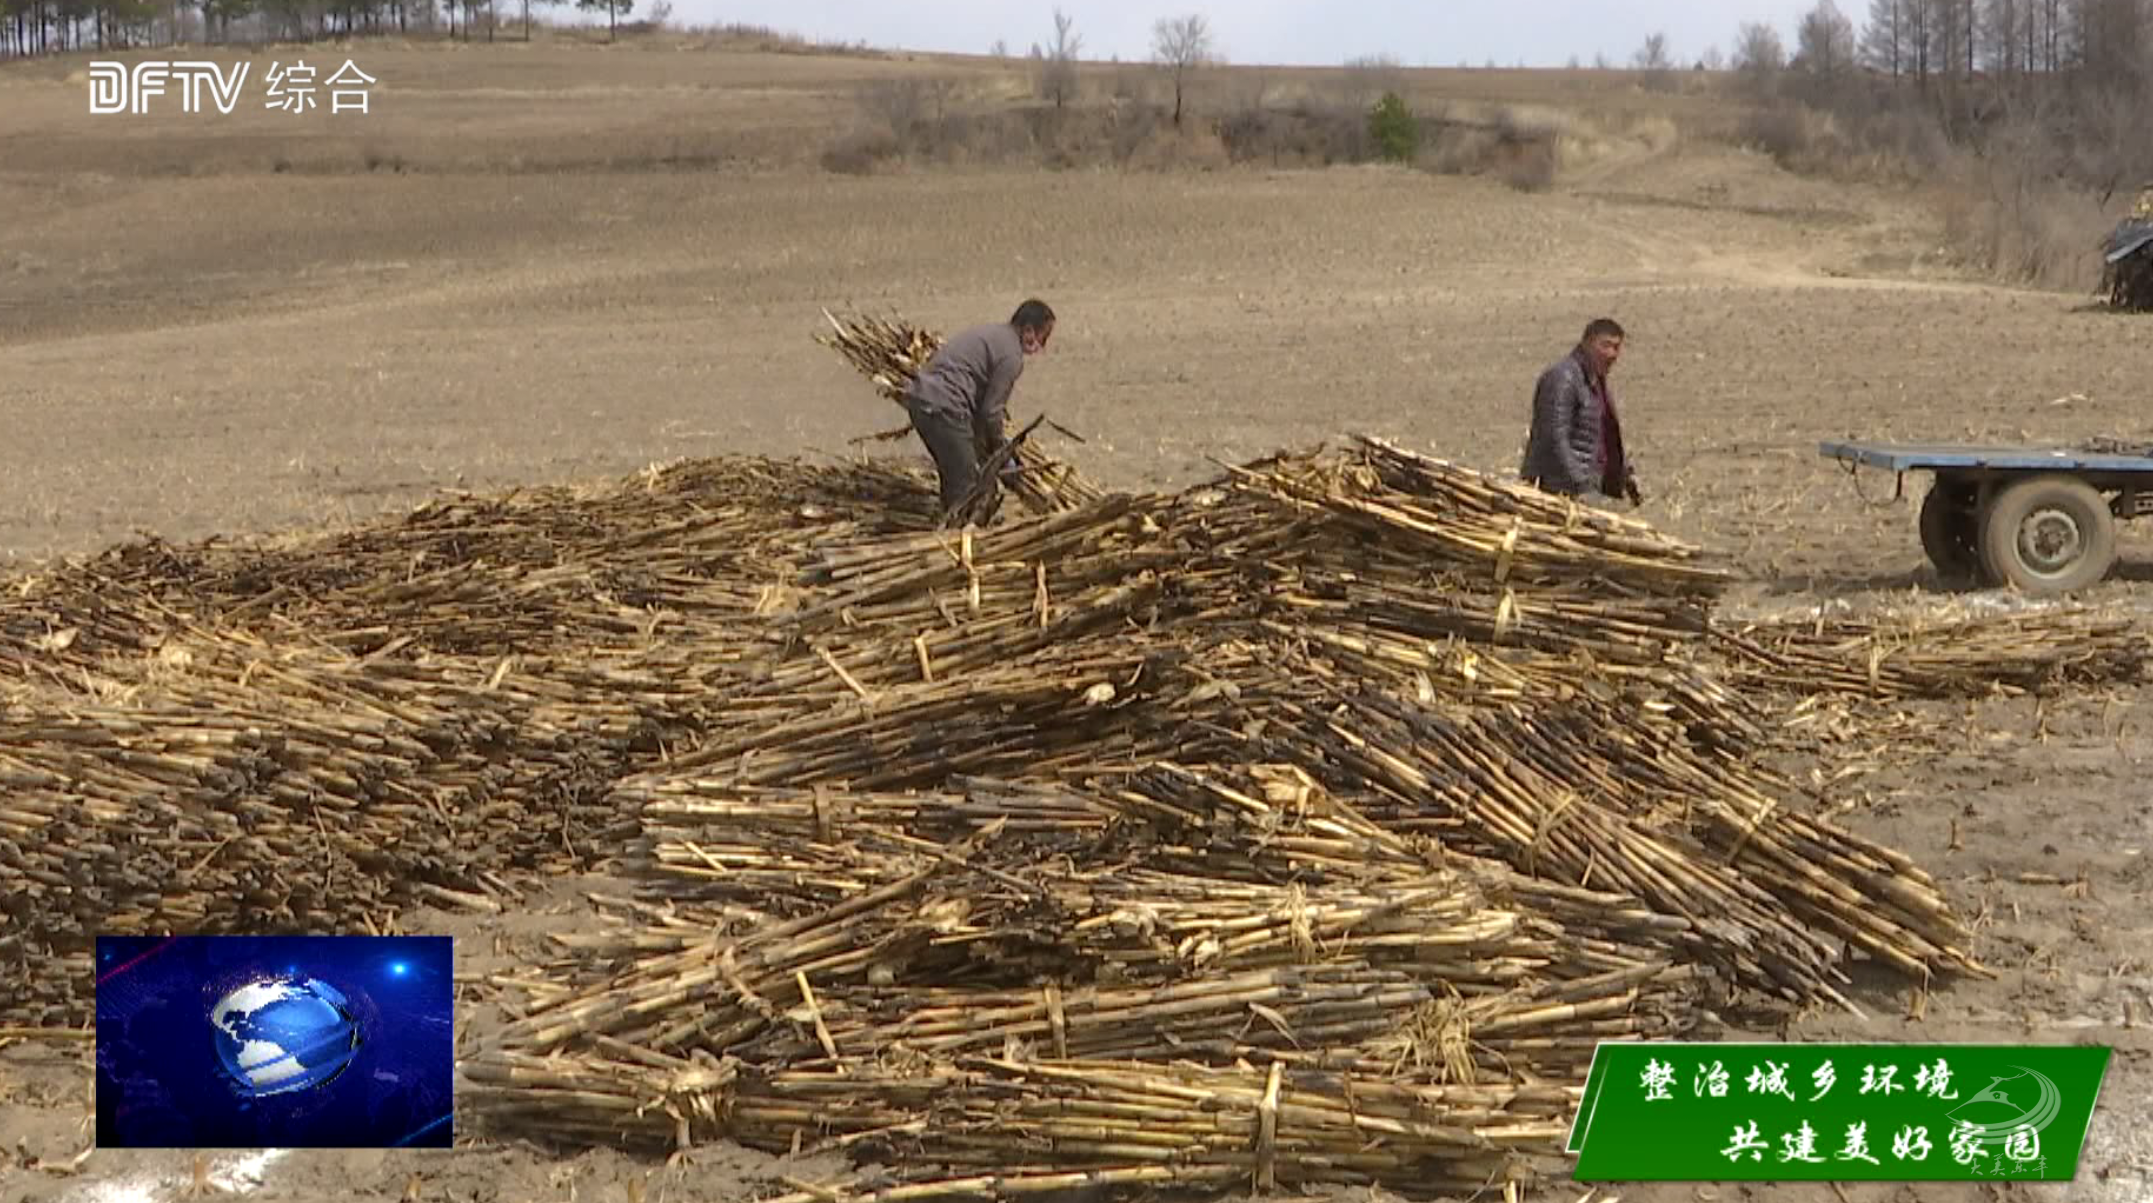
{"left": 1213, "top": 101, "right": 1369, "bottom": 166}
{"left": 1215, "top": 105, "right": 1277, "bottom": 163}
{"left": 1499, "top": 139, "right": 1559, "bottom": 192}
{"left": 1128, "top": 126, "right": 1231, "bottom": 172}
{"left": 1108, "top": 103, "right": 1166, "bottom": 165}
{"left": 1294, "top": 99, "right": 1372, "bottom": 164}
{"left": 932, "top": 111, "right": 1036, "bottom": 166}
{"left": 820, "top": 128, "right": 899, "bottom": 175}
{"left": 1422, "top": 126, "right": 1495, "bottom": 175}
{"left": 1738, "top": 103, "right": 1821, "bottom": 168}
{"left": 1368, "top": 91, "right": 1419, "bottom": 163}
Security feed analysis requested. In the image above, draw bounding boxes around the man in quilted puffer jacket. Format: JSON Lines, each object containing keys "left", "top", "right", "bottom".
{"left": 1520, "top": 317, "right": 1642, "bottom": 508}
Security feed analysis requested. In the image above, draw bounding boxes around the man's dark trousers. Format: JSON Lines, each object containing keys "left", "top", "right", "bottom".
{"left": 906, "top": 395, "right": 981, "bottom": 514}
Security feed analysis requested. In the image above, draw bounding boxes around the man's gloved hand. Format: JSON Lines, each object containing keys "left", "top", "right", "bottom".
{"left": 1623, "top": 475, "right": 1644, "bottom": 507}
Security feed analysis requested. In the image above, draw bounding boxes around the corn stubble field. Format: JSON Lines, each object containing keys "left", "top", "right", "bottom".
{"left": 5, "top": 32, "right": 2153, "bottom": 1203}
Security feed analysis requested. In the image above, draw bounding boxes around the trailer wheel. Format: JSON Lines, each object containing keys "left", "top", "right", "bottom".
{"left": 1918, "top": 479, "right": 1982, "bottom": 581}
{"left": 1978, "top": 475, "right": 2118, "bottom": 595}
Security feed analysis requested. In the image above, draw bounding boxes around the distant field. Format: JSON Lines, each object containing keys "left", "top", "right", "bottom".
{"left": 0, "top": 38, "right": 1741, "bottom": 177}
{"left": 2, "top": 41, "right": 2145, "bottom": 585}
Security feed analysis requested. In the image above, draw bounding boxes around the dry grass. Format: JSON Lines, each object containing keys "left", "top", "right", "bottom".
{"left": 1738, "top": 104, "right": 1851, "bottom": 173}
{"left": 676, "top": 21, "right": 887, "bottom": 56}
{"left": 1722, "top": 84, "right": 2148, "bottom": 294}
{"left": 1937, "top": 172, "right": 2117, "bottom": 292}
{"left": 0, "top": 39, "right": 1713, "bottom": 185}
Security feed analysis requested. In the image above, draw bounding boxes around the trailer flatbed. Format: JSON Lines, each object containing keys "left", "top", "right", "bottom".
{"left": 1819, "top": 440, "right": 2153, "bottom": 594}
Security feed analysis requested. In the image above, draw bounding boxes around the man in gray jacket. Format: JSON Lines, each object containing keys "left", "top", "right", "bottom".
{"left": 904, "top": 299, "right": 1056, "bottom": 516}
{"left": 1521, "top": 317, "right": 1642, "bottom": 507}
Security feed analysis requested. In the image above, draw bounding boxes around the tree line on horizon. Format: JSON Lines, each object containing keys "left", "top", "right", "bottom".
{"left": 1609, "top": 0, "right": 2143, "bottom": 85}
{"left": 5, "top": 0, "right": 2142, "bottom": 97}
{"left": 5, "top": 0, "right": 2145, "bottom": 205}
{"left": 0, "top": 0, "right": 635, "bottom": 55}
{"left": 1699, "top": 0, "right": 2149, "bottom": 203}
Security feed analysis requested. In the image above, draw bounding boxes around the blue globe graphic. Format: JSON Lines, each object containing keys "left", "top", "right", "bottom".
{"left": 209, "top": 977, "right": 361, "bottom": 1098}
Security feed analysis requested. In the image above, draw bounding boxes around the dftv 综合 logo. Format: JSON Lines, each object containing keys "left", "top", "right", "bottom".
{"left": 88, "top": 61, "right": 252, "bottom": 115}
{"left": 88, "top": 60, "right": 375, "bottom": 115}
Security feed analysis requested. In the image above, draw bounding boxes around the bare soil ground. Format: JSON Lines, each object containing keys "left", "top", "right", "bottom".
{"left": 3, "top": 41, "right": 2151, "bottom": 1203}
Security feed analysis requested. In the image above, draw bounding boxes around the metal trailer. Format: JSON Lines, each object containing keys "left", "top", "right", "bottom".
{"left": 1818, "top": 441, "right": 2153, "bottom": 595}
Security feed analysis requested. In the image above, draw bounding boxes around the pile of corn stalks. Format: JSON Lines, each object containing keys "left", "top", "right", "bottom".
{"left": 465, "top": 764, "right": 1702, "bottom": 1191}
{"left": 3, "top": 311, "right": 2146, "bottom": 1195}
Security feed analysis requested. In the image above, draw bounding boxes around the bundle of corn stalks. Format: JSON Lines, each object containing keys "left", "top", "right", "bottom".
{"left": 1714, "top": 608, "right": 2150, "bottom": 699}
{"left": 816, "top": 310, "right": 1107, "bottom": 522}
{"left": 1228, "top": 436, "right": 1732, "bottom": 598}
{"left": 460, "top": 1052, "right": 1577, "bottom": 1194}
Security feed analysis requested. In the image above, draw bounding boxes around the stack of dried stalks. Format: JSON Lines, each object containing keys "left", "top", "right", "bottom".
{"left": 8, "top": 370, "right": 2134, "bottom": 1191}
{"left": 0, "top": 633, "right": 672, "bottom": 1024}
{"left": 469, "top": 767, "right": 1703, "bottom": 1182}
{"left": 463, "top": 1051, "right": 1578, "bottom": 1193}
{"left": 447, "top": 430, "right": 2031, "bottom": 1191}
{"left": 1238, "top": 436, "right": 1730, "bottom": 597}
{"left": 0, "top": 457, "right": 935, "bottom": 666}
{"left": 1715, "top": 608, "right": 2149, "bottom": 699}
{"left": 1260, "top": 685, "right": 1979, "bottom": 1005}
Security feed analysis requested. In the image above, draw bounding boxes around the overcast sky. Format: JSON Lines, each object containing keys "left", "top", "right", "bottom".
{"left": 655, "top": 1, "right": 1839, "bottom": 68}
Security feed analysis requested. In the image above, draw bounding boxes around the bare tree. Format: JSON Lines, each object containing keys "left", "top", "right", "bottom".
{"left": 1037, "top": 7, "right": 1080, "bottom": 109}
{"left": 1934, "top": 0, "right": 1972, "bottom": 77}
{"left": 1632, "top": 30, "right": 1676, "bottom": 88}
{"left": 1151, "top": 12, "right": 1216, "bottom": 128}
{"left": 519, "top": 0, "right": 559, "bottom": 41}
{"left": 574, "top": 0, "right": 628, "bottom": 40}
{"left": 990, "top": 37, "right": 1008, "bottom": 59}
{"left": 1863, "top": 0, "right": 1906, "bottom": 74}
{"left": 1980, "top": 0, "right": 2020, "bottom": 71}
{"left": 2074, "top": 82, "right": 2152, "bottom": 204}
{"left": 1342, "top": 52, "right": 1405, "bottom": 111}
{"left": 1701, "top": 44, "right": 1727, "bottom": 70}
{"left": 2071, "top": 0, "right": 2148, "bottom": 92}
{"left": 1906, "top": 0, "right": 1935, "bottom": 82}
{"left": 2003, "top": 0, "right": 2042, "bottom": 72}
{"left": 1734, "top": 19, "right": 1788, "bottom": 91}
{"left": 1796, "top": 0, "right": 1858, "bottom": 80}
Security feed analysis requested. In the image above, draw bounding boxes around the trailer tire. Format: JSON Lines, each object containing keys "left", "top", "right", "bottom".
{"left": 1918, "top": 479, "right": 1983, "bottom": 581}
{"left": 1978, "top": 475, "right": 2117, "bottom": 596}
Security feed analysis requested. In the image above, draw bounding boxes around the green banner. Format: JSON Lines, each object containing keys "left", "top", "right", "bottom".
{"left": 1569, "top": 1043, "right": 2112, "bottom": 1182}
